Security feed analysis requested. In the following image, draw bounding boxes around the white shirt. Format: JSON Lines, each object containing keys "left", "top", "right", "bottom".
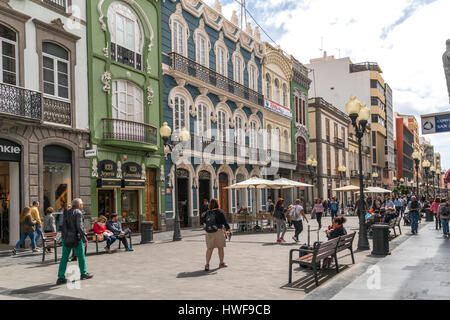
{"left": 290, "top": 205, "right": 304, "bottom": 221}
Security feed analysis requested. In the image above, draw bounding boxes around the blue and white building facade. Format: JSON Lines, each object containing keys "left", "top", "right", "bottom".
{"left": 161, "top": 0, "right": 270, "bottom": 229}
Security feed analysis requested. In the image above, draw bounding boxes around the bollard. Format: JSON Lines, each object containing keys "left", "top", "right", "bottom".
{"left": 371, "top": 224, "right": 390, "bottom": 256}
{"left": 425, "top": 209, "right": 434, "bottom": 222}
{"left": 140, "top": 221, "right": 154, "bottom": 244}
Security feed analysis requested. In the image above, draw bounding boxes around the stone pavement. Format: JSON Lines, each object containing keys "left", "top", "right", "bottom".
{"left": 306, "top": 220, "right": 450, "bottom": 300}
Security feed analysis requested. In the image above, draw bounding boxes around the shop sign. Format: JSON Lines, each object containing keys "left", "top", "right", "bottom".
{"left": 84, "top": 149, "right": 98, "bottom": 158}
{"left": 122, "top": 179, "right": 145, "bottom": 188}
{"left": 0, "top": 139, "right": 21, "bottom": 162}
{"left": 264, "top": 98, "right": 292, "bottom": 119}
{"left": 122, "top": 162, "right": 145, "bottom": 188}
{"left": 97, "top": 178, "right": 121, "bottom": 188}
{"left": 98, "top": 160, "right": 118, "bottom": 178}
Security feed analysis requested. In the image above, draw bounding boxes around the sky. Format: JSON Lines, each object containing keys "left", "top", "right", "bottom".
{"left": 205, "top": 0, "right": 450, "bottom": 170}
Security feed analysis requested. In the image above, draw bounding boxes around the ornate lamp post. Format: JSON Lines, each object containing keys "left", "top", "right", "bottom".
{"left": 422, "top": 160, "right": 431, "bottom": 199}
{"left": 345, "top": 95, "right": 370, "bottom": 251}
{"left": 338, "top": 165, "right": 346, "bottom": 215}
{"left": 412, "top": 150, "right": 421, "bottom": 198}
{"left": 437, "top": 170, "right": 442, "bottom": 197}
{"left": 392, "top": 176, "right": 398, "bottom": 196}
{"left": 160, "top": 122, "right": 190, "bottom": 241}
{"left": 306, "top": 157, "right": 318, "bottom": 211}
{"left": 430, "top": 165, "right": 436, "bottom": 199}
{"left": 372, "top": 172, "right": 379, "bottom": 187}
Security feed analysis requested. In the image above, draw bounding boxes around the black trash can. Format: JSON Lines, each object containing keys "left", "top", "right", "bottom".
{"left": 140, "top": 221, "right": 154, "bottom": 244}
{"left": 425, "top": 209, "right": 434, "bottom": 222}
{"left": 371, "top": 224, "right": 390, "bottom": 256}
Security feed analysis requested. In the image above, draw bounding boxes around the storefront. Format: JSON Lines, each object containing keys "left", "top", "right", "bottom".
{"left": 121, "top": 162, "right": 145, "bottom": 232}
{"left": 0, "top": 139, "right": 21, "bottom": 245}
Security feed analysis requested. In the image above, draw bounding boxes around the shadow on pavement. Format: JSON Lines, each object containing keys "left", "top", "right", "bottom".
{"left": 177, "top": 269, "right": 219, "bottom": 278}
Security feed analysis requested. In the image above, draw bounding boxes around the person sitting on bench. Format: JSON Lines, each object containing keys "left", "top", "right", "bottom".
{"left": 106, "top": 214, "right": 133, "bottom": 252}
{"left": 322, "top": 216, "right": 347, "bottom": 268}
{"left": 93, "top": 215, "right": 115, "bottom": 253}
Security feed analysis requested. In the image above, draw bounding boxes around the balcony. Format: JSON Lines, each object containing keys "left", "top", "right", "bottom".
{"left": 42, "top": 0, "right": 67, "bottom": 12}
{"left": 102, "top": 118, "right": 158, "bottom": 150}
{"left": 43, "top": 97, "right": 71, "bottom": 126}
{"left": 0, "top": 82, "right": 42, "bottom": 121}
{"left": 334, "top": 137, "right": 345, "bottom": 148}
{"left": 169, "top": 52, "right": 264, "bottom": 107}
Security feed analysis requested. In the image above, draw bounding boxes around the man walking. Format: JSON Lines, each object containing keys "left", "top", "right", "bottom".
{"left": 30, "top": 201, "right": 43, "bottom": 248}
{"left": 407, "top": 196, "right": 421, "bottom": 235}
{"left": 56, "top": 198, "right": 93, "bottom": 285}
{"left": 290, "top": 199, "right": 308, "bottom": 242}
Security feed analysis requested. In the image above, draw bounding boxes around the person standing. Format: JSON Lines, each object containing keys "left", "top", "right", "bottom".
{"left": 394, "top": 197, "right": 403, "bottom": 217}
{"left": 274, "top": 198, "right": 287, "bottom": 243}
{"left": 431, "top": 197, "right": 441, "bottom": 230}
{"left": 56, "top": 198, "right": 93, "bottom": 285}
{"left": 12, "top": 207, "right": 38, "bottom": 255}
{"left": 311, "top": 199, "right": 324, "bottom": 229}
{"left": 204, "top": 198, "right": 232, "bottom": 271}
{"left": 30, "top": 201, "right": 42, "bottom": 249}
{"left": 438, "top": 199, "right": 449, "bottom": 238}
{"left": 290, "top": 199, "right": 308, "bottom": 242}
{"left": 322, "top": 199, "right": 329, "bottom": 217}
{"left": 407, "top": 196, "right": 421, "bottom": 235}
{"left": 330, "top": 197, "right": 339, "bottom": 221}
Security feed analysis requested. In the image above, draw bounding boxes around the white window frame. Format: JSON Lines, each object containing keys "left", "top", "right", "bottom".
{"left": 248, "top": 63, "right": 258, "bottom": 91}
{"left": 249, "top": 121, "right": 258, "bottom": 149}
{"left": 232, "top": 51, "right": 245, "bottom": 84}
{"left": 235, "top": 115, "right": 245, "bottom": 146}
{"left": 217, "top": 110, "right": 227, "bottom": 142}
{"left": 193, "top": 21, "right": 211, "bottom": 68}
{"left": 196, "top": 102, "right": 210, "bottom": 138}
{"left": 42, "top": 45, "right": 70, "bottom": 101}
{"left": 173, "top": 94, "right": 189, "bottom": 132}
{"left": 266, "top": 124, "right": 272, "bottom": 150}
{"left": 274, "top": 78, "right": 280, "bottom": 103}
{"left": 265, "top": 73, "right": 271, "bottom": 100}
{"left": 283, "top": 130, "right": 289, "bottom": 153}
{"left": 214, "top": 33, "right": 229, "bottom": 77}
{"left": 111, "top": 80, "right": 144, "bottom": 122}
{"left": 0, "top": 27, "right": 18, "bottom": 85}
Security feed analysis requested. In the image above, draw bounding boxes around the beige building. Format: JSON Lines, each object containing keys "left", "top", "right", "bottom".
{"left": 308, "top": 97, "right": 350, "bottom": 200}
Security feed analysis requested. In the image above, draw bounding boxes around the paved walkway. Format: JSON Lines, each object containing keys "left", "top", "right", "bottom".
{"left": 306, "top": 220, "right": 450, "bottom": 300}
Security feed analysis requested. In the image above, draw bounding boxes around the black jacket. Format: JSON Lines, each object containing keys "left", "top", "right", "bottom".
{"left": 208, "top": 209, "right": 230, "bottom": 230}
{"left": 327, "top": 226, "right": 347, "bottom": 240}
{"left": 62, "top": 208, "right": 87, "bottom": 244}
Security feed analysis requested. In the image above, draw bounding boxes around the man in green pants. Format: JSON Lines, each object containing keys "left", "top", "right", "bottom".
{"left": 56, "top": 198, "right": 93, "bottom": 285}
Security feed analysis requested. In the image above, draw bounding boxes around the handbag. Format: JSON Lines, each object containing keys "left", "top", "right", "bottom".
{"left": 103, "top": 231, "right": 114, "bottom": 237}
{"left": 96, "top": 233, "right": 104, "bottom": 242}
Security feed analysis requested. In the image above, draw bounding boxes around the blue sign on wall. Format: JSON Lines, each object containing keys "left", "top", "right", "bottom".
{"left": 421, "top": 112, "right": 450, "bottom": 134}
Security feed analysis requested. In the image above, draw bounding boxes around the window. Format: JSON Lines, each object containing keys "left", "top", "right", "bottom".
{"left": 265, "top": 73, "right": 271, "bottom": 99}
{"left": 370, "top": 79, "right": 385, "bottom": 96}
{"left": 301, "top": 95, "right": 306, "bottom": 125}
{"left": 217, "top": 110, "right": 227, "bottom": 141}
{"left": 0, "top": 24, "right": 17, "bottom": 85}
{"left": 173, "top": 20, "right": 186, "bottom": 55}
{"left": 196, "top": 34, "right": 207, "bottom": 66}
{"left": 296, "top": 137, "right": 306, "bottom": 162}
{"left": 274, "top": 128, "right": 280, "bottom": 151}
{"left": 197, "top": 103, "right": 209, "bottom": 137}
{"left": 234, "top": 55, "right": 243, "bottom": 84}
{"left": 216, "top": 45, "right": 227, "bottom": 76}
{"left": 294, "top": 94, "right": 300, "bottom": 123}
{"left": 283, "top": 130, "right": 289, "bottom": 153}
{"left": 282, "top": 83, "right": 287, "bottom": 106}
{"left": 274, "top": 79, "right": 280, "bottom": 103}
{"left": 249, "top": 64, "right": 257, "bottom": 91}
{"left": 250, "top": 121, "right": 258, "bottom": 148}
{"left": 372, "top": 131, "right": 377, "bottom": 147}
{"left": 371, "top": 96, "right": 385, "bottom": 111}
{"left": 335, "top": 149, "right": 339, "bottom": 175}
{"left": 326, "top": 118, "right": 330, "bottom": 141}
{"left": 108, "top": 2, "right": 143, "bottom": 70}
{"left": 334, "top": 123, "right": 338, "bottom": 140}
{"left": 372, "top": 148, "right": 377, "bottom": 164}
{"left": 266, "top": 125, "right": 272, "bottom": 150}
{"left": 173, "top": 95, "right": 187, "bottom": 131}
{"left": 43, "top": 42, "right": 70, "bottom": 99}
{"left": 112, "top": 80, "right": 143, "bottom": 122}
{"left": 235, "top": 116, "right": 244, "bottom": 145}
{"left": 341, "top": 127, "right": 345, "bottom": 141}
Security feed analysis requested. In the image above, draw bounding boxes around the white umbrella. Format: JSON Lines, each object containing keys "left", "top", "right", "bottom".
{"left": 366, "top": 186, "right": 392, "bottom": 193}
{"left": 332, "top": 185, "right": 361, "bottom": 192}
{"left": 272, "top": 177, "right": 313, "bottom": 188}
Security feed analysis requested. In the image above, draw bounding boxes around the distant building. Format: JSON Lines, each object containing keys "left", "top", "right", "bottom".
{"left": 394, "top": 118, "right": 414, "bottom": 181}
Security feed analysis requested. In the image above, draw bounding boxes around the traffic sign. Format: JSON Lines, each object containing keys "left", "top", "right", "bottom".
{"left": 421, "top": 111, "right": 450, "bottom": 135}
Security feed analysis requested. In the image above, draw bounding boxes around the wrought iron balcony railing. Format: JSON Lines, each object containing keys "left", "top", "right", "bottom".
{"left": 102, "top": 118, "right": 157, "bottom": 145}
{"left": 169, "top": 52, "right": 264, "bottom": 107}
{"left": 111, "top": 43, "right": 142, "bottom": 70}
{"left": 0, "top": 82, "right": 42, "bottom": 120}
{"left": 43, "top": 0, "right": 67, "bottom": 12}
{"left": 43, "top": 97, "right": 71, "bottom": 126}
{"left": 334, "top": 137, "right": 345, "bottom": 148}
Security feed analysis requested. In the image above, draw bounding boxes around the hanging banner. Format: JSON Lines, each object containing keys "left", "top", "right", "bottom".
{"left": 264, "top": 99, "right": 292, "bottom": 119}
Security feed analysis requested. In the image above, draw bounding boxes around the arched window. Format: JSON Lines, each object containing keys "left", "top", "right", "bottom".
{"left": 274, "top": 79, "right": 280, "bottom": 103}
{"left": 235, "top": 115, "right": 244, "bottom": 146}
{"left": 274, "top": 128, "right": 280, "bottom": 151}
{"left": 233, "top": 54, "right": 243, "bottom": 84}
{"left": 282, "top": 83, "right": 287, "bottom": 106}
{"left": 0, "top": 24, "right": 17, "bottom": 85}
{"left": 248, "top": 63, "right": 258, "bottom": 91}
{"left": 197, "top": 102, "right": 209, "bottom": 137}
{"left": 108, "top": 2, "right": 143, "bottom": 70}
{"left": 217, "top": 110, "right": 227, "bottom": 142}
{"left": 249, "top": 120, "right": 258, "bottom": 149}
{"left": 196, "top": 34, "right": 207, "bottom": 66}
{"left": 266, "top": 124, "right": 272, "bottom": 150}
{"left": 283, "top": 130, "right": 289, "bottom": 153}
{"left": 216, "top": 45, "right": 227, "bottom": 75}
{"left": 265, "top": 73, "right": 271, "bottom": 99}
{"left": 300, "top": 94, "right": 306, "bottom": 125}
{"left": 112, "top": 80, "right": 143, "bottom": 122}
{"left": 43, "top": 42, "right": 70, "bottom": 99}
{"left": 296, "top": 137, "right": 306, "bottom": 162}
{"left": 174, "top": 94, "right": 187, "bottom": 131}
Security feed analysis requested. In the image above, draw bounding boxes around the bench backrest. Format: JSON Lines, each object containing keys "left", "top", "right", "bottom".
{"left": 337, "top": 232, "right": 356, "bottom": 252}
{"left": 43, "top": 232, "right": 58, "bottom": 238}
{"left": 312, "top": 237, "right": 340, "bottom": 262}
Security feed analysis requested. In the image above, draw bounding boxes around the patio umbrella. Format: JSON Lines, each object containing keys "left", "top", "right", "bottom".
{"left": 332, "top": 185, "right": 361, "bottom": 192}
{"left": 272, "top": 177, "right": 313, "bottom": 188}
{"left": 366, "top": 186, "right": 392, "bottom": 193}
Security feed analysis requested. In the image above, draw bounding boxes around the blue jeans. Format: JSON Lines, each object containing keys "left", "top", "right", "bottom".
{"left": 330, "top": 210, "right": 338, "bottom": 220}
{"left": 410, "top": 212, "right": 420, "bottom": 233}
{"left": 442, "top": 219, "right": 449, "bottom": 235}
{"left": 105, "top": 234, "right": 129, "bottom": 249}
{"left": 14, "top": 231, "right": 36, "bottom": 249}
{"left": 35, "top": 224, "right": 43, "bottom": 245}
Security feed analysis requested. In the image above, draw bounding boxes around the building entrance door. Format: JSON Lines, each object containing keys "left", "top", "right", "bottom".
{"left": 145, "top": 168, "right": 158, "bottom": 229}
{"left": 0, "top": 162, "right": 10, "bottom": 244}
{"left": 219, "top": 173, "right": 229, "bottom": 214}
{"left": 176, "top": 168, "right": 189, "bottom": 228}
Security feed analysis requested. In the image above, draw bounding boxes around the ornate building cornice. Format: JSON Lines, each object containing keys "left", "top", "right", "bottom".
{"left": 262, "top": 42, "right": 292, "bottom": 81}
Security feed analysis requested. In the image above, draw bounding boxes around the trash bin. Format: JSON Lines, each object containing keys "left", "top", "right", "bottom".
{"left": 140, "top": 221, "right": 154, "bottom": 244}
{"left": 425, "top": 209, "right": 434, "bottom": 222}
{"left": 371, "top": 224, "right": 389, "bottom": 256}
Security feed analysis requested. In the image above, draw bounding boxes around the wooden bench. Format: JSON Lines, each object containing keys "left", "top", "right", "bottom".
{"left": 289, "top": 237, "right": 340, "bottom": 287}
{"left": 336, "top": 233, "right": 356, "bottom": 268}
{"left": 85, "top": 229, "right": 133, "bottom": 254}
{"left": 388, "top": 216, "right": 402, "bottom": 237}
{"left": 42, "top": 232, "right": 88, "bottom": 263}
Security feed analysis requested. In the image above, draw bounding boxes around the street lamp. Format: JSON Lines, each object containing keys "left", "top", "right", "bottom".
{"left": 392, "top": 176, "right": 398, "bottom": 196}
{"left": 430, "top": 165, "right": 436, "bottom": 199}
{"left": 338, "top": 165, "right": 346, "bottom": 215}
{"left": 412, "top": 150, "right": 421, "bottom": 198}
{"left": 437, "top": 170, "right": 443, "bottom": 197}
{"left": 346, "top": 95, "right": 370, "bottom": 251}
{"left": 160, "top": 122, "right": 190, "bottom": 241}
{"left": 372, "top": 172, "right": 379, "bottom": 187}
{"left": 422, "top": 160, "right": 431, "bottom": 199}
{"left": 307, "top": 157, "right": 318, "bottom": 211}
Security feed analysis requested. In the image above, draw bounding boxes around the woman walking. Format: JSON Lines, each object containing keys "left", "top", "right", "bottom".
{"left": 12, "top": 207, "right": 38, "bottom": 255}
{"left": 431, "top": 197, "right": 441, "bottom": 230}
{"left": 311, "top": 199, "right": 324, "bottom": 229}
{"left": 274, "top": 198, "right": 287, "bottom": 243}
{"left": 204, "top": 198, "right": 232, "bottom": 271}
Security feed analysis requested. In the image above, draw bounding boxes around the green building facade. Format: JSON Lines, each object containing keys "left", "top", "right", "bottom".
{"left": 86, "top": 0, "right": 165, "bottom": 231}
{"left": 290, "top": 56, "right": 312, "bottom": 207}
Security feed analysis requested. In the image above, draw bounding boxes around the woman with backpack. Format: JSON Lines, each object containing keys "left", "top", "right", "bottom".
{"left": 204, "top": 198, "right": 232, "bottom": 271}
{"left": 439, "top": 199, "right": 449, "bottom": 238}
{"left": 274, "top": 198, "right": 287, "bottom": 243}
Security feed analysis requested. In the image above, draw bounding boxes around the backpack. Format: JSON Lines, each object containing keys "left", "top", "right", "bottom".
{"left": 204, "top": 210, "right": 219, "bottom": 233}
{"left": 440, "top": 205, "right": 449, "bottom": 217}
